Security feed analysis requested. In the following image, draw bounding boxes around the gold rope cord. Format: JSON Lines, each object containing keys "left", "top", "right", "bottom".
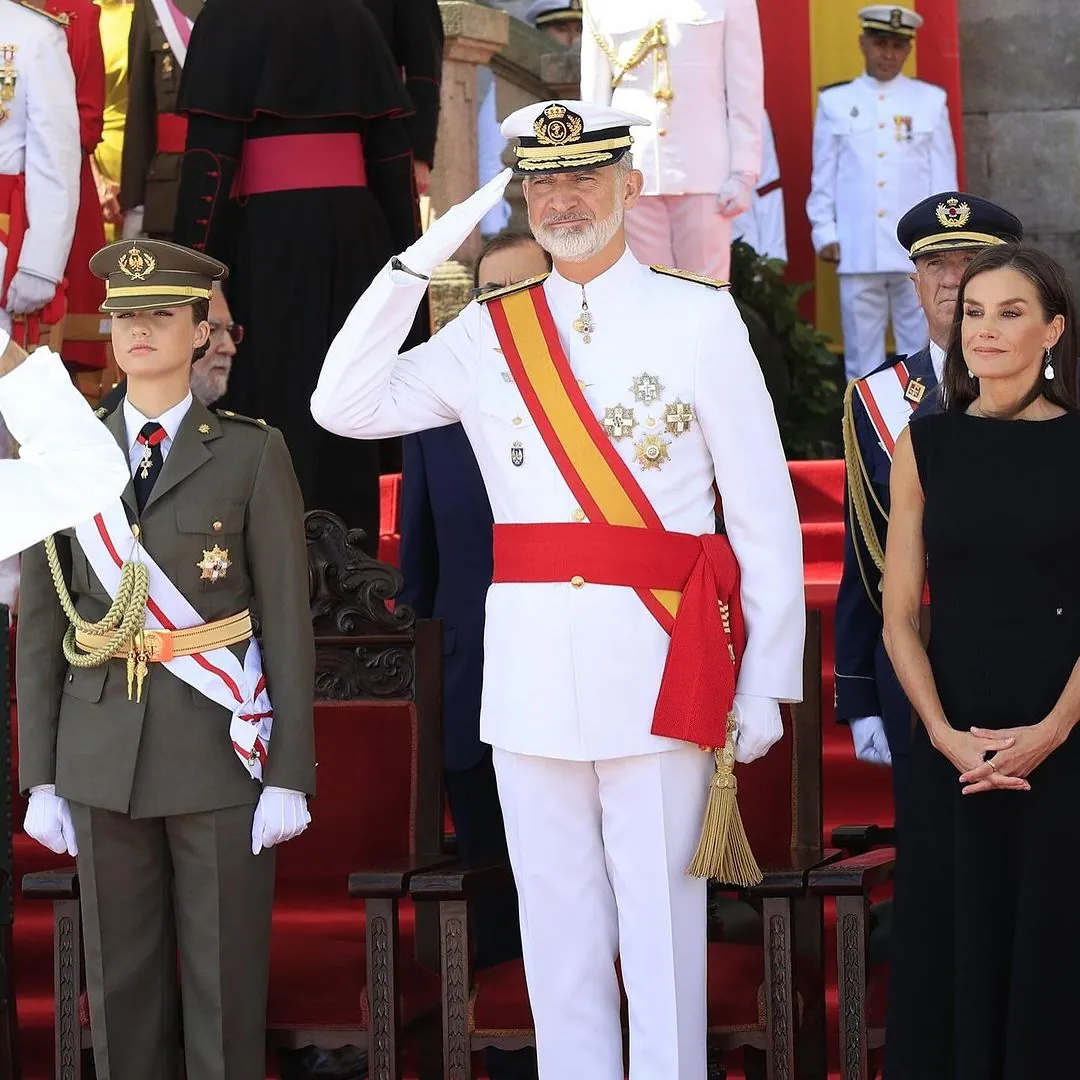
{"left": 588, "top": 16, "right": 674, "bottom": 102}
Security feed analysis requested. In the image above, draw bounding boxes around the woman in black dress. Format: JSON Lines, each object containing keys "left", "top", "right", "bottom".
{"left": 882, "top": 244, "right": 1080, "bottom": 1079}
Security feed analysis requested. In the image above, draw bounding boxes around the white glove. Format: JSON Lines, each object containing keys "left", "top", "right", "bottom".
{"left": 397, "top": 168, "right": 514, "bottom": 278}
{"left": 716, "top": 172, "right": 755, "bottom": 219}
{"left": 251, "top": 786, "right": 311, "bottom": 855}
{"left": 0, "top": 323, "right": 10, "bottom": 355}
{"left": 122, "top": 205, "right": 145, "bottom": 240}
{"left": 733, "top": 694, "right": 784, "bottom": 764}
{"left": 6, "top": 270, "right": 58, "bottom": 315}
{"left": 23, "top": 784, "right": 78, "bottom": 856}
{"left": 849, "top": 715, "right": 893, "bottom": 766}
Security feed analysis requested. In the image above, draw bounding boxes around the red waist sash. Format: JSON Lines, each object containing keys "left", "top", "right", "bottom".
{"left": 0, "top": 172, "right": 27, "bottom": 297}
{"left": 491, "top": 522, "right": 746, "bottom": 746}
{"left": 156, "top": 113, "right": 189, "bottom": 155}
{"left": 233, "top": 133, "right": 367, "bottom": 197}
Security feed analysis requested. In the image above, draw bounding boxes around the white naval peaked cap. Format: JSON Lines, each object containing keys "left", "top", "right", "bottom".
{"left": 525, "top": 0, "right": 582, "bottom": 27}
{"left": 858, "top": 5, "right": 923, "bottom": 38}
{"left": 500, "top": 100, "right": 650, "bottom": 174}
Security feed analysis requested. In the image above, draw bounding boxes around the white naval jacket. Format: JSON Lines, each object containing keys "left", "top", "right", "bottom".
{"left": 731, "top": 110, "right": 786, "bottom": 264}
{"left": 581, "top": 0, "right": 763, "bottom": 197}
{"left": 312, "top": 248, "right": 805, "bottom": 762}
{"left": 0, "top": 346, "right": 130, "bottom": 560}
{"left": 0, "top": 2, "right": 80, "bottom": 287}
{"left": 806, "top": 73, "right": 957, "bottom": 276}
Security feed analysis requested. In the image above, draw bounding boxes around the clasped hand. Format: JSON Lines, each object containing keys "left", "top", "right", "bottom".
{"left": 935, "top": 719, "right": 1068, "bottom": 795}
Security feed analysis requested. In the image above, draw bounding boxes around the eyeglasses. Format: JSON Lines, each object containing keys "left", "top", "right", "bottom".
{"left": 208, "top": 320, "right": 244, "bottom": 345}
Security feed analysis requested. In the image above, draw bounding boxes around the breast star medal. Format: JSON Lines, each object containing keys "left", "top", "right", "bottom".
{"left": 633, "top": 433, "right": 671, "bottom": 470}
{"left": 197, "top": 545, "right": 231, "bottom": 583}
{"left": 602, "top": 405, "right": 637, "bottom": 441}
{"left": 663, "top": 399, "right": 695, "bottom": 436}
{"left": 0, "top": 46, "right": 17, "bottom": 125}
{"left": 630, "top": 373, "right": 664, "bottom": 405}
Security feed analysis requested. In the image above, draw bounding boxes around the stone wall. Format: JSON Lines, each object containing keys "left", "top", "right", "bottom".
{"left": 960, "top": 0, "right": 1080, "bottom": 281}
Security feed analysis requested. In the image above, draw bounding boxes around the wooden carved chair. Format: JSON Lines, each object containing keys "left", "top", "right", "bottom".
{"left": 21, "top": 511, "right": 451, "bottom": 1079}
{"left": 410, "top": 609, "right": 837, "bottom": 1080}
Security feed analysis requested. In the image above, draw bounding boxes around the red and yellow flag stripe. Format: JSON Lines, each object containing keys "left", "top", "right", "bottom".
{"left": 486, "top": 285, "right": 682, "bottom": 632}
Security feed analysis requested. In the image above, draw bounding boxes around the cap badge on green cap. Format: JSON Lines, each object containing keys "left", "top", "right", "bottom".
{"left": 118, "top": 245, "right": 157, "bottom": 280}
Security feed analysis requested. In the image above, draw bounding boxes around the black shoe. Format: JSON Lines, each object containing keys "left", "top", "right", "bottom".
{"left": 277, "top": 1044, "right": 368, "bottom": 1080}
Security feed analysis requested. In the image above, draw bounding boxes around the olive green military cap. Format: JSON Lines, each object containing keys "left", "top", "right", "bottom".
{"left": 89, "top": 239, "right": 228, "bottom": 312}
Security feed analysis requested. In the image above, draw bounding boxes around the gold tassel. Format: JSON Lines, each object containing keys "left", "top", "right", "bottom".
{"left": 686, "top": 713, "right": 763, "bottom": 886}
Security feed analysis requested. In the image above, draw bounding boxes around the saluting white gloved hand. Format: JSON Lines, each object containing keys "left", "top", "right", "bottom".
{"left": 5, "top": 270, "right": 58, "bottom": 315}
{"left": 23, "top": 784, "right": 78, "bottom": 856}
{"left": 849, "top": 715, "right": 893, "bottom": 767}
{"left": 716, "top": 172, "right": 755, "bottom": 219}
{"left": 733, "top": 693, "right": 784, "bottom": 764}
{"left": 398, "top": 168, "right": 514, "bottom": 279}
{"left": 251, "top": 786, "right": 311, "bottom": 855}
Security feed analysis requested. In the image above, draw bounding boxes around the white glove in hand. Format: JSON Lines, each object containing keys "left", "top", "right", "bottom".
{"left": 733, "top": 694, "right": 784, "bottom": 764}
{"left": 850, "top": 715, "right": 893, "bottom": 766}
{"left": 23, "top": 784, "right": 78, "bottom": 856}
{"left": 122, "top": 206, "right": 146, "bottom": 240}
{"left": 6, "top": 270, "right": 58, "bottom": 315}
{"left": 251, "top": 786, "right": 311, "bottom": 855}
{"left": 716, "top": 173, "right": 755, "bottom": 219}
{"left": 398, "top": 168, "right": 514, "bottom": 278}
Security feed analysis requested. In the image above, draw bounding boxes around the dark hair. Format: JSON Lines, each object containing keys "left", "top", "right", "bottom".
{"left": 473, "top": 229, "right": 551, "bottom": 289}
{"left": 942, "top": 244, "right": 1079, "bottom": 417}
{"left": 190, "top": 297, "right": 210, "bottom": 363}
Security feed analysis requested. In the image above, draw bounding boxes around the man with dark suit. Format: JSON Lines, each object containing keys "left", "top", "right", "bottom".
{"left": 17, "top": 239, "right": 315, "bottom": 1080}
{"left": 399, "top": 230, "right": 549, "bottom": 1080}
{"left": 835, "top": 192, "right": 1023, "bottom": 835}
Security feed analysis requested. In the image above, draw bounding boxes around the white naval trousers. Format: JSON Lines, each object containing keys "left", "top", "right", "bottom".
{"left": 838, "top": 271, "right": 929, "bottom": 380}
{"left": 492, "top": 744, "right": 713, "bottom": 1080}
{"left": 625, "top": 194, "right": 733, "bottom": 281}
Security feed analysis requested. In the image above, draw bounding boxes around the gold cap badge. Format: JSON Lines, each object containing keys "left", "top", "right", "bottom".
{"left": 935, "top": 197, "right": 971, "bottom": 229}
{"left": 533, "top": 104, "right": 584, "bottom": 147}
{"left": 117, "top": 244, "right": 156, "bottom": 280}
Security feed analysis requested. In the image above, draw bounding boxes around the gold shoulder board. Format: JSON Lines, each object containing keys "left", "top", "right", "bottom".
{"left": 215, "top": 410, "right": 268, "bottom": 429}
{"left": 476, "top": 273, "right": 550, "bottom": 305}
{"left": 15, "top": 0, "right": 71, "bottom": 26}
{"left": 649, "top": 266, "right": 730, "bottom": 290}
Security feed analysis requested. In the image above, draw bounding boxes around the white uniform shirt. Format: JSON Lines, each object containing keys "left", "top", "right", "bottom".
{"left": 731, "top": 110, "right": 786, "bottom": 263}
{"left": 581, "top": 0, "right": 764, "bottom": 196}
{"left": 0, "top": 348, "right": 130, "bottom": 560}
{"left": 0, "top": 3, "right": 80, "bottom": 284}
{"left": 311, "top": 248, "right": 805, "bottom": 762}
{"left": 806, "top": 73, "right": 957, "bottom": 275}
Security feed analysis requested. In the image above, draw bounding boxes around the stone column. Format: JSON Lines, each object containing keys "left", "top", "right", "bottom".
{"left": 960, "top": 0, "right": 1080, "bottom": 280}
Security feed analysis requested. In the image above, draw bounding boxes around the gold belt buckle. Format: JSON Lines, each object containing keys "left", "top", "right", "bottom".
{"left": 143, "top": 630, "right": 174, "bottom": 662}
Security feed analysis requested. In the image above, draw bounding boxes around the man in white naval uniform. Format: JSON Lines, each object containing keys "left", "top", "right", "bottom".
{"left": 580, "top": 0, "right": 763, "bottom": 282}
{"left": 731, "top": 109, "right": 786, "bottom": 265}
{"left": 806, "top": 4, "right": 957, "bottom": 380}
{"left": 312, "top": 100, "right": 804, "bottom": 1080}
{"left": 0, "top": 0, "right": 81, "bottom": 605}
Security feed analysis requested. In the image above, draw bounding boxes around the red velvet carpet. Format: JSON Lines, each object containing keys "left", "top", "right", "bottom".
{"left": 8, "top": 461, "right": 894, "bottom": 1079}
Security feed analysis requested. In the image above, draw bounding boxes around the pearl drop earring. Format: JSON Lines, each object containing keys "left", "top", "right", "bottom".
{"left": 1044, "top": 347, "right": 1056, "bottom": 381}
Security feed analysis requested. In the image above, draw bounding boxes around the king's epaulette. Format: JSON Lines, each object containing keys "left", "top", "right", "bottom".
{"left": 818, "top": 80, "right": 851, "bottom": 93}
{"left": 650, "top": 266, "right": 730, "bottom": 290}
{"left": 475, "top": 273, "right": 550, "bottom": 304}
{"left": 216, "top": 409, "right": 269, "bottom": 428}
{"left": 14, "top": 0, "right": 71, "bottom": 26}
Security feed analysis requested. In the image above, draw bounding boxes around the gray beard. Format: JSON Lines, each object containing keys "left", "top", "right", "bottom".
{"left": 533, "top": 203, "right": 624, "bottom": 262}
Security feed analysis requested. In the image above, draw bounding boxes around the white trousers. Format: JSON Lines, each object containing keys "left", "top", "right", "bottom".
{"left": 839, "top": 271, "right": 929, "bottom": 380}
{"left": 625, "top": 194, "right": 733, "bottom": 280}
{"left": 492, "top": 745, "right": 713, "bottom": 1080}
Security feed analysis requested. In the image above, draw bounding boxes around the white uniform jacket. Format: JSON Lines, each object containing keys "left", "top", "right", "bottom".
{"left": 312, "top": 248, "right": 805, "bottom": 762}
{"left": 581, "top": 0, "right": 763, "bottom": 196}
{"left": 731, "top": 109, "right": 786, "bottom": 263}
{"left": 806, "top": 73, "right": 956, "bottom": 275}
{"left": 0, "top": 2, "right": 80, "bottom": 285}
{"left": 0, "top": 347, "right": 130, "bottom": 560}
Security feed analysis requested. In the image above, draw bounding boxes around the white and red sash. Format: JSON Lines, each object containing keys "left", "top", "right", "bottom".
{"left": 75, "top": 500, "right": 272, "bottom": 781}
{"left": 853, "top": 359, "right": 920, "bottom": 462}
{"left": 148, "top": 0, "right": 195, "bottom": 67}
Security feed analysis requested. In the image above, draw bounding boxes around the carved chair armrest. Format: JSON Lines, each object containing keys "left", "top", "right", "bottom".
{"left": 347, "top": 853, "right": 456, "bottom": 900}
{"left": 22, "top": 868, "right": 79, "bottom": 901}
{"left": 738, "top": 847, "right": 843, "bottom": 898}
{"left": 830, "top": 824, "right": 897, "bottom": 854}
{"left": 408, "top": 859, "right": 514, "bottom": 902}
{"left": 807, "top": 848, "right": 896, "bottom": 897}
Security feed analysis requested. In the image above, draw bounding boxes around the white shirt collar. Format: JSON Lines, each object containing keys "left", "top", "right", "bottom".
{"left": 123, "top": 391, "right": 193, "bottom": 472}
{"left": 858, "top": 71, "right": 904, "bottom": 93}
{"left": 929, "top": 340, "right": 946, "bottom": 383}
{"left": 544, "top": 245, "right": 645, "bottom": 309}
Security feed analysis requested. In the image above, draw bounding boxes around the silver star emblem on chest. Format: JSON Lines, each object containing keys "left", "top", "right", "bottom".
{"left": 602, "top": 404, "right": 637, "bottom": 441}
{"left": 663, "top": 399, "right": 695, "bottom": 436}
{"left": 630, "top": 373, "right": 664, "bottom": 405}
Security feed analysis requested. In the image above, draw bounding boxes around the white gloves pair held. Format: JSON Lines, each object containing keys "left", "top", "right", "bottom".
{"left": 5, "top": 270, "right": 58, "bottom": 315}
{"left": 849, "top": 715, "right": 893, "bottom": 766}
{"left": 732, "top": 693, "right": 784, "bottom": 765}
{"left": 716, "top": 172, "right": 755, "bottom": 219}
{"left": 22, "top": 784, "right": 310, "bottom": 858}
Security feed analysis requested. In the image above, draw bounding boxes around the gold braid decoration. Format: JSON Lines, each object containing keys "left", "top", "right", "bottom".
{"left": 43, "top": 535, "right": 150, "bottom": 674}
{"left": 842, "top": 379, "right": 889, "bottom": 578}
{"left": 588, "top": 16, "right": 674, "bottom": 103}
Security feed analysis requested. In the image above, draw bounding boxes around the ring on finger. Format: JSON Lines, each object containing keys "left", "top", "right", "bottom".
{"left": 986, "top": 759, "right": 998, "bottom": 772}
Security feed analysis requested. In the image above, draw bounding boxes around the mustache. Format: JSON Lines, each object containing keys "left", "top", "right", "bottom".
{"left": 540, "top": 211, "right": 594, "bottom": 226}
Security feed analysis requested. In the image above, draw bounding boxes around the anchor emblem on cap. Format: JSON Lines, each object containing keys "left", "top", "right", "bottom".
{"left": 534, "top": 104, "right": 584, "bottom": 147}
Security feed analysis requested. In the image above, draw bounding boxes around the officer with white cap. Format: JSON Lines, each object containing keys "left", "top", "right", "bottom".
{"left": 806, "top": 5, "right": 958, "bottom": 379}
{"left": 311, "top": 99, "right": 804, "bottom": 1080}
{"left": 525, "top": 0, "right": 582, "bottom": 46}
